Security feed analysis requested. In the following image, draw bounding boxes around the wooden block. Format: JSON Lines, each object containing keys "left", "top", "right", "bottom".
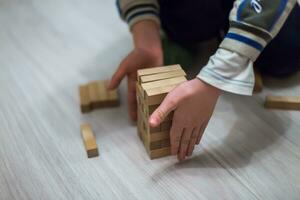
{"left": 80, "top": 123, "right": 99, "bottom": 158}
{"left": 136, "top": 82, "right": 144, "bottom": 98}
{"left": 137, "top": 64, "right": 181, "bottom": 77}
{"left": 105, "top": 89, "right": 119, "bottom": 107}
{"left": 137, "top": 65, "right": 186, "bottom": 159}
{"left": 88, "top": 81, "right": 101, "bottom": 104}
{"left": 149, "top": 139, "right": 170, "bottom": 150}
{"left": 264, "top": 96, "right": 300, "bottom": 110}
{"left": 150, "top": 140, "right": 162, "bottom": 150}
{"left": 145, "top": 84, "right": 179, "bottom": 105}
{"left": 79, "top": 80, "right": 119, "bottom": 113}
{"left": 149, "top": 124, "right": 161, "bottom": 134}
{"left": 139, "top": 106, "right": 161, "bottom": 134}
{"left": 141, "top": 76, "right": 186, "bottom": 91}
{"left": 161, "top": 139, "right": 170, "bottom": 148}
{"left": 254, "top": 69, "right": 263, "bottom": 93}
{"left": 144, "top": 105, "right": 158, "bottom": 118}
{"left": 150, "top": 131, "right": 169, "bottom": 142}
{"left": 79, "top": 85, "right": 91, "bottom": 113}
{"left": 149, "top": 147, "right": 171, "bottom": 159}
{"left": 140, "top": 69, "right": 186, "bottom": 83}
{"left": 137, "top": 106, "right": 143, "bottom": 140}
{"left": 161, "top": 120, "right": 172, "bottom": 131}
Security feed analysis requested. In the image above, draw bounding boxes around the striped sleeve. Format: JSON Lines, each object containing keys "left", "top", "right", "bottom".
{"left": 116, "top": 0, "right": 160, "bottom": 29}
{"left": 220, "top": 0, "right": 297, "bottom": 61}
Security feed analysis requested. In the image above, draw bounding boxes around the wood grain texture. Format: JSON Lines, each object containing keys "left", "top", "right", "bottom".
{"left": 80, "top": 123, "right": 99, "bottom": 158}
{"left": 0, "top": 0, "right": 300, "bottom": 199}
{"left": 264, "top": 95, "right": 300, "bottom": 110}
{"left": 80, "top": 80, "right": 119, "bottom": 113}
{"left": 79, "top": 85, "right": 91, "bottom": 113}
{"left": 137, "top": 64, "right": 181, "bottom": 77}
{"left": 140, "top": 69, "right": 186, "bottom": 83}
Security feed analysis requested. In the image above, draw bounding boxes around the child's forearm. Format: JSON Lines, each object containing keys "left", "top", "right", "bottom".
{"left": 131, "top": 20, "right": 162, "bottom": 55}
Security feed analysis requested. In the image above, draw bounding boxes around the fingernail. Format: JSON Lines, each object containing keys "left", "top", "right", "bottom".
{"left": 149, "top": 117, "right": 157, "bottom": 127}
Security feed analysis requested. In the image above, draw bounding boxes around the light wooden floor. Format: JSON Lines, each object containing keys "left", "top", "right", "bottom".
{"left": 0, "top": 1, "right": 300, "bottom": 199}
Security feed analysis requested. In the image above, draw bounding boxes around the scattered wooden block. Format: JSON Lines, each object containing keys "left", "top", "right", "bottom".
{"left": 79, "top": 85, "right": 91, "bottom": 113}
{"left": 80, "top": 123, "right": 99, "bottom": 158}
{"left": 264, "top": 95, "right": 300, "bottom": 110}
{"left": 136, "top": 65, "right": 186, "bottom": 159}
{"left": 79, "top": 80, "right": 119, "bottom": 113}
{"left": 253, "top": 69, "right": 263, "bottom": 93}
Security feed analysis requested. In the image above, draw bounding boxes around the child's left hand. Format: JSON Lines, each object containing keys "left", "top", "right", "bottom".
{"left": 149, "top": 78, "right": 220, "bottom": 161}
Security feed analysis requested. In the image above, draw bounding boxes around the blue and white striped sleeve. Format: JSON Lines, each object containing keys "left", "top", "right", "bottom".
{"left": 198, "top": 0, "right": 297, "bottom": 95}
{"left": 116, "top": 0, "right": 160, "bottom": 29}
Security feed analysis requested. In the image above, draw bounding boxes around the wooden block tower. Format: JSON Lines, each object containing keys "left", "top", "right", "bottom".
{"left": 136, "top": 65, "right": 187, "bottom": 159}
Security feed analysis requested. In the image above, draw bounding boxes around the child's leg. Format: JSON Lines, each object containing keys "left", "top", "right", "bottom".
{"left": 255, "top": 5, "right": 300, "bottom": 77}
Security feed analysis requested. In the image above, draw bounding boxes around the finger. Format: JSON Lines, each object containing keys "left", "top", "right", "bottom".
{"left": 196, "top": 121, "right": 209, "bottom": 144}
{"left": 149, "top": 95, "right": 178, "bottom": 127}
{"left": 127, "top": 74, "right": 137, "bottom": 121}
{"left": 178, "top": 127, "right": 193, "bottom": 161}
{"left": 170, "top": 122, "right": 184, "bottom": 155}
{"left": 187, "top": 127, "right": 200, "bottom": 157}
{"left": 108, "top": 57, "right": 130, "bottom": 90}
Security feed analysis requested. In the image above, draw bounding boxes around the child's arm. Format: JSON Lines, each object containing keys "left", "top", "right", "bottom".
{"left": 197, "top": 0, "right": 298, "bottom": 95}
{"left": 109, "top": 1, "right": 163, "bottom": 121}
{"left": 108, "top": 20, "right": 163, "bottom": 121}
{"left": 116, "top": 0, "right": 160, "bottom": 30}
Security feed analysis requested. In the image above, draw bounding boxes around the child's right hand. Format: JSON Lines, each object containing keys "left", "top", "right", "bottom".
{"left": 108, "top": 20, "right": 163, "bottom": 121}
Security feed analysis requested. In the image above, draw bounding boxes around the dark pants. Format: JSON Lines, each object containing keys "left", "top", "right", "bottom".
{"left": 159, "top": 0, "right": 300, "bottom": 76}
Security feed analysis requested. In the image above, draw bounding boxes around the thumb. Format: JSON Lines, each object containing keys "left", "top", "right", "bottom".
{"left": 149, "top": 96, "right": 177, "bottom": 127}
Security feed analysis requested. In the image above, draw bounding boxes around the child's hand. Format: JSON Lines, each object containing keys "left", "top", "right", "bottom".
{"left": 108, "top": 48, "right": 163, "bottom": 120}
{"left": 108, "top": 20, "right": 162, "bottom": 121}
{"left": 149, "top": 78, "right": 220, "bottom": 161}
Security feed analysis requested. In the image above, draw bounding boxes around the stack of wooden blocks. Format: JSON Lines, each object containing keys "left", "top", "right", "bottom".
{"left": 136, "top": 65, "right": 187, "bottom": 159}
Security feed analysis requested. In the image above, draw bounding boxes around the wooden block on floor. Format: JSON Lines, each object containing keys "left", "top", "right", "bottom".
{"left": 264, "top": 95, "right": 300, "bottom": 110}
{"left": 254, "top": 69, "right": 263, "bottom": 93}
{"left": 79, "top": 80, "right": 119, "bottom": 113}
{"left": 79, "top": 85, "right": 91, "bottom": 113}
{"left": 80, "top": 123, "right": 99, "bottom": 158}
